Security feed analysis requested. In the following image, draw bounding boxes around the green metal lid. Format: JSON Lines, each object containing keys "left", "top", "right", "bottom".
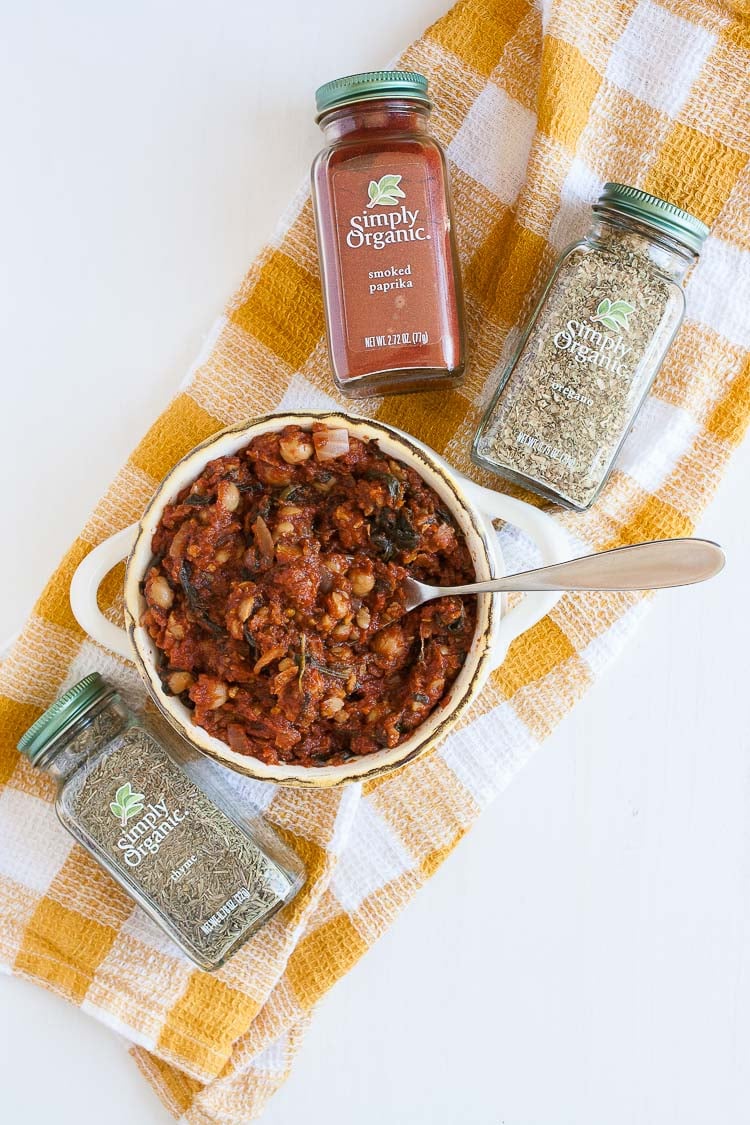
{"left": 594, "top": 183, "right": 709, "bottom": 255}
{"left": 18, "top": 673, "right": 110, "bottom": 765}
{"left": 315, "top": 70, "right": 430, "bottom": 119}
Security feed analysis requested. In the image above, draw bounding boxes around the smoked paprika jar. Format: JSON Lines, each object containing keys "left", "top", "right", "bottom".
{"left": 311, "top": 70, "right": 466, "bottom": 397}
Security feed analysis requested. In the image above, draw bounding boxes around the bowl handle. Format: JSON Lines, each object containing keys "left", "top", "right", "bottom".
{"left": 69, "top": 524, "right": 139, "bottom": 661}
{"left": 458, "top": 479, "right": 570, "bottom": 671}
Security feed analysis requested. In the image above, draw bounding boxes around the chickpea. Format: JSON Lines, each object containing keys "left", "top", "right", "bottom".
{"left": 167, "top": 671, "right": 193, "bottom": 694}
{"left": 204, "top": 679, "right": 228, "bottom": 710}
{"left": 274, "top": 521, "right": 295, "bottom": 539}
{"left": 380, "top": 601, "right": 403, "bottom": 625}
{"left": 323, "top": 554, "right": 348, "bottom": 575}
{"left": 327, "top": 590, "right": 350, "bottom": 621}
{"left": 225, "top": 582, "right": 258, "bottom": 640}
{"left": 370, "top": 624, "right": 407, "bottom": 661}
{"left": 217, "top": 480, "right": 240, "bottom": 512}
{"left": 355, "top": 606, "right": 371, "bottom": 630}
{"left": 147, "top": 574, "right": 173, "bottom": 610}
{"left": 279, "top": 432, "right": 314, "bottom": 464}
{"left": 256, "top": 461, "right": 293, "bottom": 487}
{"left": 348, "top": 565, "right": 375, "bottom": 596}
{"left": 320, "top": 696, "right": 345, "bottom": 718}
{"left": 332, "top": 622, "right": 351, "bottom": 640}
{"left": 432, "top": 523, "right": 456, "bottom": 552}
{"left": 166, "top": 613, "right": 185, "bottom": 640}
{"left": 214, "top": 547, "right": 232, "bottom": 565}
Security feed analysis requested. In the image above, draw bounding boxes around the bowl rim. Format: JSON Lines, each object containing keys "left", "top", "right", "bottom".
{"left": 123, "top": 411, "right": 501, "bottom": 787}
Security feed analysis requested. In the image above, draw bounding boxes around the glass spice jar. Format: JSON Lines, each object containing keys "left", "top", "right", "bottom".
{"left": 472, "top": 184, "right": 709, "bottom": 510}
{"left": 311, "top": 70, "right": 466, "bottom": 397}
{"left": 17, "top": 673, "right": 304, "bottom": 971}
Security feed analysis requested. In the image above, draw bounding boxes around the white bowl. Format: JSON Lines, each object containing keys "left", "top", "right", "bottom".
{"left": 71, "top": 412, "right": 566, "bottom": 786}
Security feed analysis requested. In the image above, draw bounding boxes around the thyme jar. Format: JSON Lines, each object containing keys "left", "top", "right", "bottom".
{"left": 472, "top": 184, "right": 709, "bottom": 510}
{"left": 17, "top": 673, "right": 304, "bottom": 971}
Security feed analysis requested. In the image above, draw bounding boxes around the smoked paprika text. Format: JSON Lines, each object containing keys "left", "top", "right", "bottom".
{"left": 312, "top": 71, "right": 466, "bottom": 397}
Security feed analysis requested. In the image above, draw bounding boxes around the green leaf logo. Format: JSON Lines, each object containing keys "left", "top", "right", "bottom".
{"left": 366, "top": 174, "right": 406, "bottom": 208}
{"left": 110, "top": 782, "right": 145, "bottom": 827}
{"left": 591, "top": 297, "right": 635, "bottom": 334}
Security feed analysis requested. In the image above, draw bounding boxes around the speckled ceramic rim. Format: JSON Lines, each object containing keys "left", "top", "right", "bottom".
{"left": 123, "top": 412, "right": 501, "bottom": 788}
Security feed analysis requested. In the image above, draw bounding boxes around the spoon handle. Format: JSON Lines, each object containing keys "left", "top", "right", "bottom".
{"left": 438, "top": 538, "right": 726, "bottom": 596}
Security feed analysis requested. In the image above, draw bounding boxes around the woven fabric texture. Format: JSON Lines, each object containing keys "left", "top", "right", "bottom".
{"left": 1, "top": 0, "right": 749, "bottom": 1120}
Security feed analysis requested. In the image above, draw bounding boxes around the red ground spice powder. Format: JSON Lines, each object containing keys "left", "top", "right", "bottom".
{"left": 312, "top": 74, "right": 466, "bottom": 397}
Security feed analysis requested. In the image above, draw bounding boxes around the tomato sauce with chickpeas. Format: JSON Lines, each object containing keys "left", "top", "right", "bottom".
{"left": 141, "top": 424, "right": 476, "bottom": 766}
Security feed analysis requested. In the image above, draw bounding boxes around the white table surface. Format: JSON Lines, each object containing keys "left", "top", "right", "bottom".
{"left": 2, "top": 3, "right": 749, "bottom": 1123}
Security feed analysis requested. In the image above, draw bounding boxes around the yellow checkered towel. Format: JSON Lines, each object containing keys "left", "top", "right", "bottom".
{"left": 1, "top": 0, "right": 749, "bottom": 1119}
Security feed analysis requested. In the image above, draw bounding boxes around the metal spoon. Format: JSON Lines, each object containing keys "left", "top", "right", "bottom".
{"left": 403, "top": 537, "right": 725, "bottom": 612}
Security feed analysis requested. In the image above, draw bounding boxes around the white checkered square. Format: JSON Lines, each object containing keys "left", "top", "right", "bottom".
{"left": 617, "top": 396, "right": 699, "bottom": 493}
{"left": 548, "top": 157, "right": 603, "bottom": 252}
{"left": 448, "top": 84, "right": 536, "bottom": 204}
{"left": 276, "top": 372, "right": 340, "bottom": 412}
{"left": 580, "top": 601, "right": 650, "bottom": 677}
{"left": 440, "top": 703, "right": 537, "bottom": 807}
{"left": 0, "top": 789, "right": 73, "bottom": 894}
{"left": 605, "top": 0, "right": 715, "bottom": 117}
{"left": 688, "top": 237, "right": 750, "bottom": 350}
{"left": 330, "top": 798, "right": 412, "bottom": 912}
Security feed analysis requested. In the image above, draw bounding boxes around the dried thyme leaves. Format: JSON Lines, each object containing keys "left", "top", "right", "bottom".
{"left": 476, "top": 237, "right": 679, "bottom": 509}
{"left": 62, "top": 732, "right": 287, "bottom": 963}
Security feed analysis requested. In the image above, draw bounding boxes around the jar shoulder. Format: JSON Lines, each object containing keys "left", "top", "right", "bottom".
{"left": 313, "top": 132, "right": 445, "bottom": 171}
{"left": 546, "top": 238, "right": 687, "bottom": 317}
{"left": 563, "top": 236, "right": 688, "bottom": 292}
{"left": 55, "top": 714, "right": 161, "bottom": 801}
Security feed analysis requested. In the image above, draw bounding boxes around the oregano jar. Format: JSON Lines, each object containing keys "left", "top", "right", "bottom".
{"left": 311, "top": 70, "right": 466, "bottom": 397}
{"left": 18, "top": 673, "right": 304, "bottom": 970}
{"left": 472, "top": 184, "right": 709, "bottom": 510}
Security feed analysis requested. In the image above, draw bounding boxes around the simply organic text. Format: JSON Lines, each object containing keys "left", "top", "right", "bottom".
{"left": 553, "top": 318, "right": 632, "bottom": 375}
{"left": 117, "top": 798, "right": 188, "bottom": 867}
{"left": 347, "top": 206, "right": 429, "bottom": 250}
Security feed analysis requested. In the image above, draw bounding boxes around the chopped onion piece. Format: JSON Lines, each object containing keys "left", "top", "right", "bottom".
{"left": 254, "top": 644, "right": 287, "bottom": 674}
{"left": 313, "top": 427, "right": 349, "bottom": 461}
{"left": 252, "top": 515, "right": 275, "bottom": 565}
{"left": 168, "top": 523, "right": 190, "bottom": 559}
